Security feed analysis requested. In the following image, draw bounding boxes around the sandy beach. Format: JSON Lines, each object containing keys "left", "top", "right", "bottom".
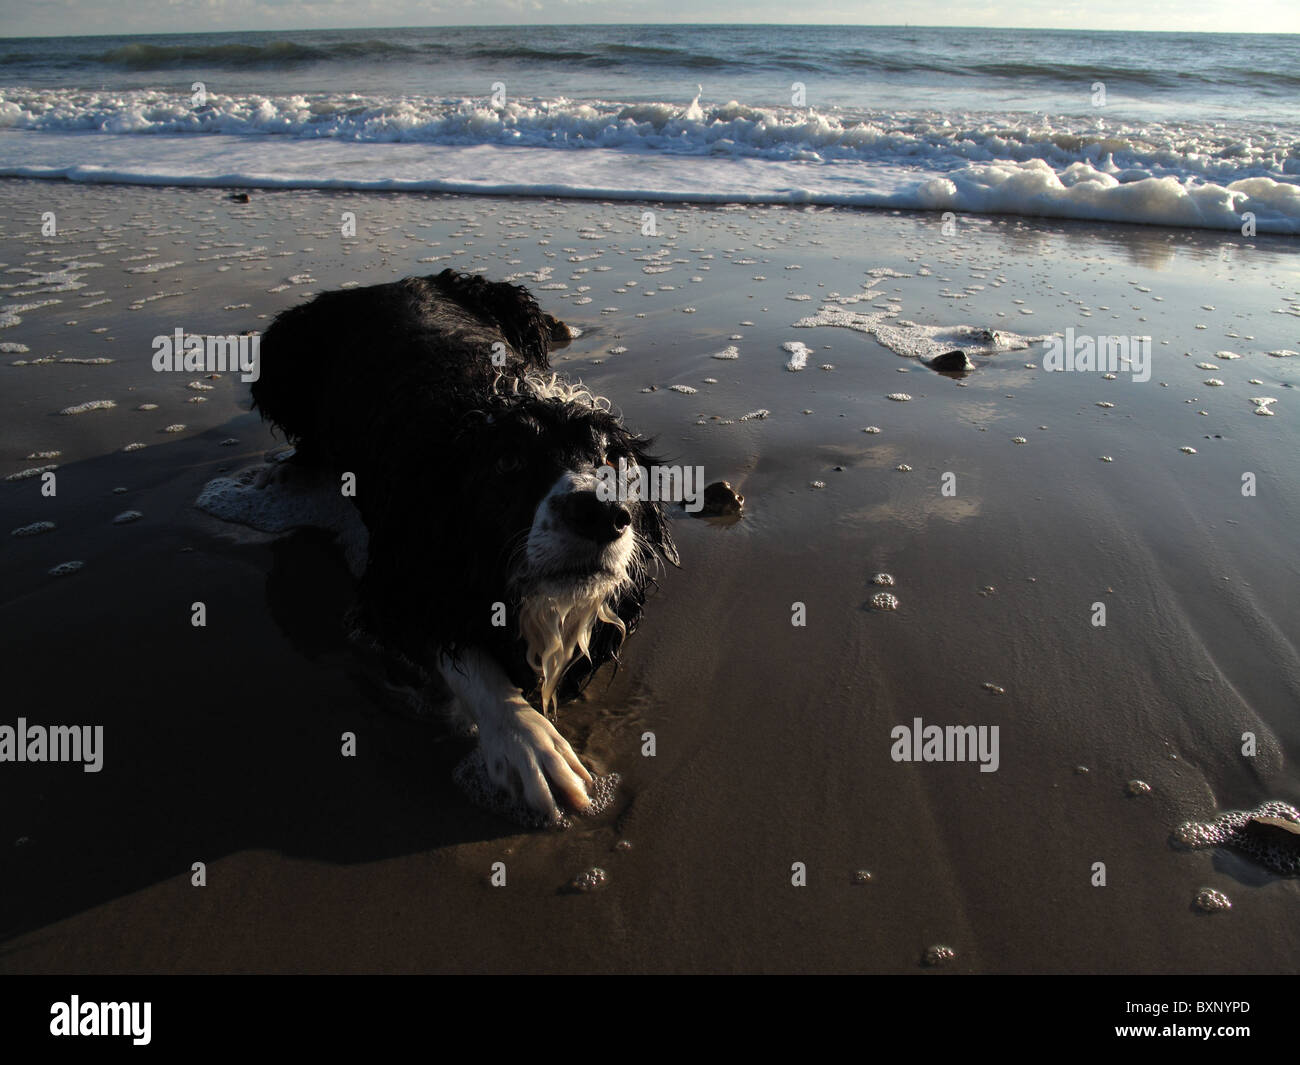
{"left": 1, "top": 177, "right": 1298, "bottom": 973}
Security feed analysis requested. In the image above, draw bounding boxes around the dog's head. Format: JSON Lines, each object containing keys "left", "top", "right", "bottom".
{"left": 452, "top": 374, "right": 678, "bottom": 710}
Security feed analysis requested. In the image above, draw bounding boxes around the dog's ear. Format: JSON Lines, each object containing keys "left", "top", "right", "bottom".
{"left": 431, "top": 269, "right": 553, "bottom": 368}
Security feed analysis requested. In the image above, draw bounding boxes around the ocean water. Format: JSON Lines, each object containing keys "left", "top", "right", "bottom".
{"left": 1, "top": 25, "right": 1298, "bottom": 231}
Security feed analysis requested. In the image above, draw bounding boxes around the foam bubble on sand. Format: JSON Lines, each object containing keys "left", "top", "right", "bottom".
{"left": 1194, "top": 888, "right": 1232, "bottom": 913}
{"left": 1203, "top": 379, "right": 1225, "bottom": 387}
{"left": 125, "top": 260, "right": 184, "bottom": 274}
{"left": 1196, "top": 362, "right": 1217, "bottom": 370}
{"left": 11, "top": 521, "right": 55, "bottom": 536}
{"left": 112, "top": 510, "right": 143, "bottom": 524}
{"left": 571, "top": 867, "right": 610, "bottom": 892}
{"left": 668, "top": 384, "right": 697, "bottom": 394}
{"left": 872, "top": 573, "right": 895, "bottom": 586}
{"left": 48, "top": 561, "right": 83, "bottom": 577}
{"left": 452, "top": 746, "right": 619, "bottom": 830}
{"left": 59, "top": 399, "right": 116, "bottom": 415}
{"left": 1215, "top": 350, "right": 1242, "bottom": 360}
{"left": 1268, "top": 349, "right": 1297, "bottom": 358}
{"left": 739, "top": 409, "right": 770, "bottom": 421}
{"left": 1250, "top": 397, "right": 1277, "bottom": 415}
{"left": 161, "top": 424, "right": 186, "bottom": 433}
{"left": 783, "top": 341, "right": 811, "bottom": 371}
{"left": 863, "top": 426, "right": 881, "bottom": 433}
{"left": 1174, "top": 800, "right": 1300, "bottom": 875}
{"left": 711, "top": 345, "right": 740, "bottom": 360}
{"left": 923, "top": 945, "right": 955, "bottom": 966}
{"left": 196, "top": 462, "right": 369, "bottom": 575}
{"left": 887, "top": 393, "right": 912, "bottom": 402}
{"left": 0, "top": 342, "right": 29, "bottom": 353}
{"left": 5, "top": 464, "right": 57, "bottom": 481}
{"left": 1179, "top": 446, "right": 1198, "bottom": 454}
{"left": 25, "top": 450, "right": 60, "bottom": 459}
{"left": 871, "top": 592, "right": 899, "bottom": 610}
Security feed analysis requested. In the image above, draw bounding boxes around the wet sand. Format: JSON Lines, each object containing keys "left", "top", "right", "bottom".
{"left": 2, "top": 180, "right": 1298, "bottom": 973}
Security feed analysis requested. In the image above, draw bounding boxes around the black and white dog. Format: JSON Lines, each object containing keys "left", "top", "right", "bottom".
{"left": 251, "top": 270, "right": 678, "bottom": 823}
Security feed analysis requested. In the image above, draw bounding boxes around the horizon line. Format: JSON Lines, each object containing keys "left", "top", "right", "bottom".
{"left": 4, "top": 22, "right": 1298, "bottom": 40}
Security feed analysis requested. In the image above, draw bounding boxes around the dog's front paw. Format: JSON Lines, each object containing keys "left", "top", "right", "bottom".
{"left": 478, "top": 705, "right": 594, "bottom": 823}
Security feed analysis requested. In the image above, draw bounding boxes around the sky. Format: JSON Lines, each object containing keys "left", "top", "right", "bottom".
{"left": 1, "top": 0, "right": 1297, "bottom": 37}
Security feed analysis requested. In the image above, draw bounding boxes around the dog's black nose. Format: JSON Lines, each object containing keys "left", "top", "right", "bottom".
{"left": 560, "top": 492, "right": 632, "bottom": 543}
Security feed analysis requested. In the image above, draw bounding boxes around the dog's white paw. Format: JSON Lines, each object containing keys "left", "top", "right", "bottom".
{"left": 478, "top": 706, "right": 594, "bottom": 822}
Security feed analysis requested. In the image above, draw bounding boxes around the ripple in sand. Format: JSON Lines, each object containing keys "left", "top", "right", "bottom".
{"left": 11, "top": 521, "right": 55, "bottom": 537}
{"left": 1194, "top": 888, "right": 1231, "bottom": 913}
{"left": 59, "top": 399, "right": 116, "bottom": 415}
